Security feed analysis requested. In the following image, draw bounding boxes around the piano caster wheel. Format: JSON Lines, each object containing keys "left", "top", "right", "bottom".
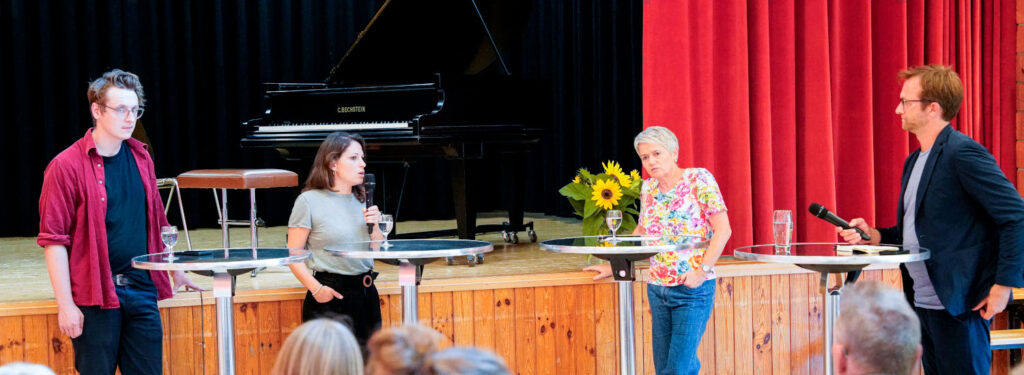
{"left": 528, "top": 229, "right": 537, "bottom": 242}
{"left": 511, "top": 232, "right": 519, "bottom": 244}
{"left": 501, "top": 230, "right": 512, "bottom": 243}
{"left": 477, "top": 253, "right": 484, "bottom": 264}
{"left": 446, "top": 257, "right": 454, "bottom": 266}
{"left": 467, "top": 255, "right": 477, "bottom": 266}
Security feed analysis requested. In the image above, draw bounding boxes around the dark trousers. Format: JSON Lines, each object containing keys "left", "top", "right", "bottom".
{"left": 917, "top": 307, "right": 991, "bottom": 375}
{"left": 302, "top": 270, "right": 382, "bottom": 346}
{"left": 72, "top": 285, "right": 162, "bottom": 375}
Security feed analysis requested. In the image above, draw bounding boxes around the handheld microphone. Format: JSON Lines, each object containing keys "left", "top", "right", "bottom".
{"left": 808, "top": 202, "right": 871, "bottom": 241}
{"left": 364, "top": 174, "right": 376, "bottom": 235}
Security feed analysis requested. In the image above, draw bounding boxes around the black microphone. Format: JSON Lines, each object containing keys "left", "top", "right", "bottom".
{"left": 808, "top": 202, "right": 871, "bottom": 241}
{"left": 364, "top": 173, "right": 376, "bottom": 235}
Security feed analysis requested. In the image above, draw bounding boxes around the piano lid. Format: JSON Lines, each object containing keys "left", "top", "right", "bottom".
{"left": 325, "top": 0, "right": 531, "bottom": 86}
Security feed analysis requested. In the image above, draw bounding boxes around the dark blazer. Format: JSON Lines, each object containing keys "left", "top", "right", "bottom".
{"left": 879, "top": 125, "right": 1024, "bottom": 316}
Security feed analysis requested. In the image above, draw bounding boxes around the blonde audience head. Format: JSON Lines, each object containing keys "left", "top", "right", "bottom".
{"left": 366, "top": 323, "right": 444, "bottom": 375}
{"left": 271, "top": 318, "right": 363, "bottom": 375}
{"left": 422, "top": 347, "right": 511, "bottom": 375}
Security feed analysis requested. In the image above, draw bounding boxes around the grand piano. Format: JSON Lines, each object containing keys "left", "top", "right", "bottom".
{"left": 241, "top": 0, "right": 546, "bottom": 246}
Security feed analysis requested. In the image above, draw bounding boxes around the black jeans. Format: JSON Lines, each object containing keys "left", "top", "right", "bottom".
{"left": 72, "top": 285, "right": 162, "bottom": 375}
{"left": 302, "top": 270, "right": 382, "bottom": 345}
{"left": 917, "top": 307, "right": 992, "bottom": 375}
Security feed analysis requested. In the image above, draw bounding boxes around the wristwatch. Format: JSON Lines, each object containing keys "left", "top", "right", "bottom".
{"left": 700, "top": 264, "right": 712, "bottom": 273}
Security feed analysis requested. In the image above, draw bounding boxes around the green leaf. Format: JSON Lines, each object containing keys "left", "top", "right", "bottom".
{"left": 558, "top": 182, "right": 591, "bottom": 201}
{"left": 583, "top": 215, "right": 606, "bottom": 236}
{"left": 583, "top": 197, "right": 600, "bottom": 218}
{"left": 579, "top": 168, "right": 595, "bottom": 183}
{"left": 619, "top": 213, "right": 638, "bottom": 234}
{"left": 567, "top": 198, "right": 584, "bottom": 216}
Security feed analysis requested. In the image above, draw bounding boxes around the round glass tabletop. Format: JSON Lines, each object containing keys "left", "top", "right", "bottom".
{"left": 732, "top": 243, "right": 929, "bottom": 265}
{"left": 539, "top": 235, "right": 709, "bottom": 255}
{"left": 324, "top": 239, "right": 493, "bottom": 259}
{"left": 132, "top": 248, "right": 310, "bottom": 271}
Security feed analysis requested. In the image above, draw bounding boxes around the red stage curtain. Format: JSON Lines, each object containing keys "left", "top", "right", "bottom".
{"left": 643, "top": 0, "right": 1016, "bottom": 253}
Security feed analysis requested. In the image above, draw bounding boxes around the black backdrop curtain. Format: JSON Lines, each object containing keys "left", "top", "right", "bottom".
{"left": 0, "top": 0, "right": 641, "bottom": 237}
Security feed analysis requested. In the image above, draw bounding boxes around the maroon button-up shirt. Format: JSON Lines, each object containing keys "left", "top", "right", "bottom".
{"left": 37, "top": 128, "right": 173, "bottom": 308}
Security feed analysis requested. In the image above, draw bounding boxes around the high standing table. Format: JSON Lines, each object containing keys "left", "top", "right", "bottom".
{"left": 325, "top": 239, "right": 493, "bottom": 324}
{"left": 539, "top": 235, "right": 709, "bottom": 375}
{"left": 732, "top": 243, "right": 929, "bottom": 375}
{"left": 132, "top": 248, "right": 310, "bottom": 375}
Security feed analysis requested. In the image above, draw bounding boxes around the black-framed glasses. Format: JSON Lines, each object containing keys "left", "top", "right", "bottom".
{"left": 899, "top": 99, "right": 930, "bottom": 108}
{"left": 100, "top": 104, "right": 145, "bottom": 119}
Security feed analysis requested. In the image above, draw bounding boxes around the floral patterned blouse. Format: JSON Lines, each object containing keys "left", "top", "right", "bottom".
{"left": 642, "top": 168, "right": 727, "bottom": 287}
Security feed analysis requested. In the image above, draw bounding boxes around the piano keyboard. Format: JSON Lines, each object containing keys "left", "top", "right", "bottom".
{"left": 256, "top": 122, "right": 411, "bottom": 133}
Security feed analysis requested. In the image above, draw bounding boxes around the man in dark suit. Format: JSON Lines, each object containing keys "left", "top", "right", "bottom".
{"left": 838, "top": 64, "right": 1024, "bottom": 375}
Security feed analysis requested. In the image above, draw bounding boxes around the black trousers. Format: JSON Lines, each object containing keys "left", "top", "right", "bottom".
{"left": 302, "top": 270, "right": 382, "bottom": 345}
{"left": 72, "top": 285, "right": 162, "bottom": 375}
{"left": 917, "top": 307, "right": 992, "bottom": 375}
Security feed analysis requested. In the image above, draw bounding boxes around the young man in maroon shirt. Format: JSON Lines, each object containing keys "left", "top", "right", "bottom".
{"left": 37, "top": 69, "right": 202, "bottom": 374}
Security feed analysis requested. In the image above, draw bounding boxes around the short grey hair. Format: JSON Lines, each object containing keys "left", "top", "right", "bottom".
{"left": 633, "top": 126, "right": 679, "bottom": 153}
{"left": 423, "top": 347, "right": 511, "bottom": 375}
{"left": 834, "top": 281, "right": 920, "bottom": 375}
{"left": 0, "top": 362, "right": 56, "bottom": 375}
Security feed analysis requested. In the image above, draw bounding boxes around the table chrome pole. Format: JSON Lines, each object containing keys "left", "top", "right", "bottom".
{"left": 213, "top": 272, "right": 235, "bottom": 375}
{"left": 822, "top": 273, "right": 843, "bottom": 375}
{"left": 618, "top": 281, "right": 636, "bottom": 375}
{"left": 399, "top": 261, "right": 418, "bottom": 324}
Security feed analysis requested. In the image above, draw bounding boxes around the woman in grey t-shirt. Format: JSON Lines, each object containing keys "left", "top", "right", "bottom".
{"left": 286, "top": 132, "right": 385, "bottom": 345}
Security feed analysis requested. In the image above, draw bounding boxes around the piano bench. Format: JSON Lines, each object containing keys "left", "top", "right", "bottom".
{"left": 177, "top": 169, "right": 298, "bottom": 264}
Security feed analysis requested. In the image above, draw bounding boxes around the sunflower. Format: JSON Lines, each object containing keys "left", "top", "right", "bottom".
{"left": 573, "top": 175, "right": 582, "bottom": 184}
{"left": 630, "top": 170, "right": 641, "bottom": 182}
{"left": 614, "top": 172, "right": 630, "bottom": 188}
{"left": 603, "top": 160, "right": 624, "bottom": 179}
{"left": 591, "top": 179, "right": 623, "bottom": 210}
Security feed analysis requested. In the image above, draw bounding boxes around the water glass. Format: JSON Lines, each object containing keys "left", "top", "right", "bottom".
{"left": 606, "top": 210, "right": 623, "bottom": 241}
{"left": 379, "top": 214, "right": 394, "bottom": 248}
{"left": 772, "top": 210, "right": 793, "bottom": 254}
{"left": 161, "top": 225, "right": 179, "bottom": 261}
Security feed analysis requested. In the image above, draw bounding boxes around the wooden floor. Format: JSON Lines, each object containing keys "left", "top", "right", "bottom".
{"left": 0, "top": 213, "right": 592, "bottom": 304}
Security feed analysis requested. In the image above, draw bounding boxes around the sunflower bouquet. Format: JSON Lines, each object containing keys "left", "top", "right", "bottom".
{"left": 558, "top": 161, "right": 643, "bottom": 236}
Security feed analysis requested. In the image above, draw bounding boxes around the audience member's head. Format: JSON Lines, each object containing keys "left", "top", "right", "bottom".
{"left": 271, "top": 318, "right": 363, "bottom": 375}
{"left": 422, "top": 347, "right": 511, "bottom": 375}
{"left": 366, "top": 323, "right": 444, "bottom": 375}
{"left": 832, "top": 281, "right": 921, "bottom": 375}
{"left": 0, "top": 362, "right": 56, "bottom": 375}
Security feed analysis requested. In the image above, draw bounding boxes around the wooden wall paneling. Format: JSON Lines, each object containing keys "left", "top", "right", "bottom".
{"left": 770, "top": 274, "right": 791, "bottom": 375}
{"left": 632, "top": 281, "right": 648, "bottom": 375}
{"left": 418, "top": 293, "right": 432, "bottom": 327}
{"left": 733, "top": 276, "right": 754, "bottom": 374}
{"left": 46, "top": 314, "right": 74, "bottom": 374}
{"left": 389, "top": 294, "right": 402, "bottom": 327}
{"left": 0, "top": 316, "right": 24, "bottom": 363}
{"left": 234, "top": 302, "right": 259, "bottom": 375}
{"left": 714, "top": 277, "right": 736, "bottom": 374}
{"left": 573, "top": 285, "right": 597, "bottom": 375}
{"left": 431, "top": 291, "right": 455, "bottom": 348}
{"left": 789, "top": 273, "right": 810, "bottom": 375}
{"left": 453, "top": 290, "right": 475, "bottom": 346}
{"left": 493, "top": 288, "right": 516, "bottom": 367}
{"left": 257, "top": 301, "right": 282, "bottom": 373}
{"left": 160, "top": 308, "right": 171, "bottom": 375}
{"left": 199, "top": 303, "right": 219, "bottom": 375}
{"left": 379, "top": 292, "right": 392, "bottom": 329}
{"left": 554, "top": 285, "right": 578, "bottom": 374}
{"left": 698, "top": 303, "right": 717, "bottom": 375}
{"left": 535, "top": 286, "right": 556, "bottom": 375}
{"left": 169, "top": 306, "right": 196, "bottom": 375}
{"left": 993, "top": 311, "right": 1010, "bottom": 375}
{"left": 751, "top": 275, "right": 773, "bottom": 374}
{"left": 514, "top": 287, "right": 537, "bottom": 375}
{"left": 593, "top": 283, "right": 617, "bottom": 375}
{"left": 23, "top": 315, "right": 48, "bottom": 365}
{"left": 473, "top": 290, "right": 496, "bottom": 350}
{"left": 807, "top": 273, "right": 825, "bottom": 375}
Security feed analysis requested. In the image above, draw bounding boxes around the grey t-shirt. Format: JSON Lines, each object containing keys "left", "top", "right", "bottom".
{"left": 288, "top": 189, "right": 374, "bottom": 275}
{"left": 903, "top": 148, "right": 944, "bottom": 309}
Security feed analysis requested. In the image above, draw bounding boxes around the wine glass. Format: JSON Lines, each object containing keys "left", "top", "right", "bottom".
{"left": 379, "top": 214, "right": 394, "bottom": 249}
{"left": 606, "top": 210, "right": 623, "bottom": 242}
{"left": 161, "top": 225, "right": 179, "bottom": 261}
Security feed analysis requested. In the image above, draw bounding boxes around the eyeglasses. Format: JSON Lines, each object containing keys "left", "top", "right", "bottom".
{"left": 899, "top": 99, "right": 930, "bottom": 108}
{"left": 100, "top": 104, "right": 145, "bottom": 119}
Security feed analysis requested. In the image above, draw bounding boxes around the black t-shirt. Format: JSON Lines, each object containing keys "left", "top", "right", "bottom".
{"left": 103, "top": 143, "right": 155, "bottom": 291}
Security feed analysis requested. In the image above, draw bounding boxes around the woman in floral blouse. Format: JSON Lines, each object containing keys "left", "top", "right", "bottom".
{"left": 585, "top": 126, "right": 731, "bottom": 375}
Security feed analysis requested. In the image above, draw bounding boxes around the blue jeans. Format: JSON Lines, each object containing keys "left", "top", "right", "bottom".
{"left": 647, "top": 280, "right": 716, "bottom": 375}
{"left": 72, "top": 285, "right": 163, "bottom": 375}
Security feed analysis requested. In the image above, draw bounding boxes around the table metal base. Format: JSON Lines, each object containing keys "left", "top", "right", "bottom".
{"left": 618, "top": 281, "right": 636, "bottom": 375}
{"left": 213, "top": 272, "right": 236, "bottom": 375}
{"left": 399, "top": 261, "right": 419, "bottom": 324}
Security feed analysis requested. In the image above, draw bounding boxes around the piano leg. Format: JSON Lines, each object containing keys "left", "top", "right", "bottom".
{"left": 450, "top": 158, "right": 477, "bottom": 240}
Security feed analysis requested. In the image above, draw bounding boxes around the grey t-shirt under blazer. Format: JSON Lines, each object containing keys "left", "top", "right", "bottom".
{"left": 288, "top": 189, "right": 374, "bottom": 275}
{"left": 903, "top": 148, "right": 944, "bottom": 309}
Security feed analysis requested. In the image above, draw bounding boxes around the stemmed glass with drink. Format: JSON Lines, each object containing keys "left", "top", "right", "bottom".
{"left": 161, "top": 225, "right": 179, "bottom": 261}
{"left": 379, "top": 214, "right": 394, "bottom": 249}
{"left": 606, "top": 210, "right": 623, "bottom": 242}
{"left": 773, "top": 210, "right": 793, "bottom": 254}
